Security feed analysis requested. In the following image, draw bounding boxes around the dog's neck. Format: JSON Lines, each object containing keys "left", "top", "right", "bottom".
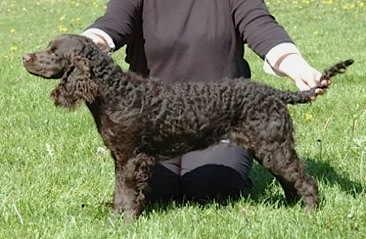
{"left": 85, "top": 48, "right": 127, "bottom": 91}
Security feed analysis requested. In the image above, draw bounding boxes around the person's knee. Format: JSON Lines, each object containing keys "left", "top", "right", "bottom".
{"left": 181, "top": 165, "right": 252, "bottom": 201}
{"left": 147, "top": 163, "right": 182, "bottom": 203}
{"left": 180, "top": 143, "right": 253, "bottom": 201}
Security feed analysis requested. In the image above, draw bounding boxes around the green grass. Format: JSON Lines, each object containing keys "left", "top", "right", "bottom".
{"left": 1, "top": 0, "right": 366, "bottom": 238}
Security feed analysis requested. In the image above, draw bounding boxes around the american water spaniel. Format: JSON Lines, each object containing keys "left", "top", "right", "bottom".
{"left": 23, "top": 34, "right": 353, "bottom": 220}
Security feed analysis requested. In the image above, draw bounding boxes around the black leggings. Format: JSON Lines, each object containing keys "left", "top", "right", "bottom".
{"left": 147, "top": 142, "right": 253, "bottom": 203}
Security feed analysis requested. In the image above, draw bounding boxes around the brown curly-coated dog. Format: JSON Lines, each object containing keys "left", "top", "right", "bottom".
{"left": 23, "top": 34, "right": 353, "bottom": 220}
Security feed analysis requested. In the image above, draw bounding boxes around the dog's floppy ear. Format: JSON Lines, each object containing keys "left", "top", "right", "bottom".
{"left": 51, "top": 56, "right": 98, "bottom": 108}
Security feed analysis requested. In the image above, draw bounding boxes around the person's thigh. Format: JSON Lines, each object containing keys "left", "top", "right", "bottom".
{"left": 181, "top": 142, "right": 253, "bottom": 201}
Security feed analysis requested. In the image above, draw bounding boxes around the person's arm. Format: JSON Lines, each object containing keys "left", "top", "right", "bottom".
{"left": 231, "top": 0, "right": 327, "bottom": 94}
{"left": 81, "top": 0, "right": 143, "bottom": 52}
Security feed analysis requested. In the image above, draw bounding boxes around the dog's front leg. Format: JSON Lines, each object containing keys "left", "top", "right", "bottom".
{"left": 112, "top": 153, "right": 127, "bottom": 217}
{"left": 113, "top": 153, "right": 156, "bottom": 221}
{"left": 113, "top": 154, "right": 140, "bottom": 221}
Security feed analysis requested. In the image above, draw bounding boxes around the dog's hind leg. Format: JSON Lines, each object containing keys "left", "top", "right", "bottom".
{"left": 268, "top": 145, "right": 319, "bottom": 209}
{"left": 238, "top": 138, "right": 319, "bottom": 209}
{"left": 254, "top": 138, "right": 319, "bottom": 209}
{"left": 231, "top": 115, "right": 318, "bottom": 209}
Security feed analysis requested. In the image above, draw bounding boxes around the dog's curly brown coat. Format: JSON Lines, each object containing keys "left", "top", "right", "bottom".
{"left": 23, "top": 34, "right": 353, "bottom": 220}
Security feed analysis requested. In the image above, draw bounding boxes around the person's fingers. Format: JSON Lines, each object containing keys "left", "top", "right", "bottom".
{"left": 315, "top": 88, "right": 326, "bottom": 95}
{"left": 96, "top": 42, "right": 112, "bottom": 53}
{"left": 293, "top": 71, "right": 319, "bottom": 91}
{"left": 294, "top": 78, "right": 312, "bottom": 91}
{"left": 314, "top": 71, "right": 323, "bottom": 86}
{"left": 321, "top": 79, "right": 332, "bottom": 87}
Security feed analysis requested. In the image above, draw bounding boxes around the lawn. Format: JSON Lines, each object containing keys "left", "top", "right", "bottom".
{"left": 0, "top": 0, "right": 365, "bottom": 238}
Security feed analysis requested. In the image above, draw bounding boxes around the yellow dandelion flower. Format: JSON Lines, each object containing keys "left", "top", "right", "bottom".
{"left": 60, "top": 15, "right": 66, "bottom": 21}
{"left": 22, "top": 6, "right": 27, "bottom": 12}
{"left": 10, "top": 28, "right": 16, "bottom": 34}
{"left": 10, "top": 46, "right": 18, "bottom": 52}
{"left": 93, "top": 1, "right": 100, "bottom": 8}
{"left": 58, "top": 25, "right": 68, "bottom": 33}
{"left": 75, "top": 17, "right": 81, "bottom": 22}
{"left": 304, "top": 113, "right": 313, "bottom": 121}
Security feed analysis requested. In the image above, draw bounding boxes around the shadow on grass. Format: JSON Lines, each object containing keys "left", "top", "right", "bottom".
{"left": 145, "top": 157, "right": 364, "bottom": 213}
{"left": 304, "top": 157, "right": 364, "bottom": 196}
{"left": 91, "top": 157, "right": 364, "bottom": 217}
{"left": 243, "top": 157, "right": 364, "bottom": 206}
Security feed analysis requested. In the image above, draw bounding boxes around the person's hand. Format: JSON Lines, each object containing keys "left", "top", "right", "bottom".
{"left": 278, "top": 54, "right": 328, "bottom": 96}
{"left": 81, "top": 31, "right": 113, "bottom": 53}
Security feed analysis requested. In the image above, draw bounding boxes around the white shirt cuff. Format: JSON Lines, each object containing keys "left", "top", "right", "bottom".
{"left": 81, "top": 28, "right": 116, "bottom": 50}
{"left": 263, "top": 43, "right": 301, "bottom": 76}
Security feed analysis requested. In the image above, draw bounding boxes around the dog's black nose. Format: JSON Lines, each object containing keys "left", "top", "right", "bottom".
{"left": 23, "top": 54, "right": 31, "bottom": 62}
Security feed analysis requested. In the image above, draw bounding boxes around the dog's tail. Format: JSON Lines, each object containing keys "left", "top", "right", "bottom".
{"left": 281, "top": 59, "right": 354, "bottom": 104}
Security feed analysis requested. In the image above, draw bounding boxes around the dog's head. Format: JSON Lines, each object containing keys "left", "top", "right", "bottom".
{"left": 23, "top": 34, "right": 100, "bottom": 108}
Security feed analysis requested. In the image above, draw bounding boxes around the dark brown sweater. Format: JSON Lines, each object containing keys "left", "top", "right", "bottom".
{"left": 88, "top": 0, "right": 293, "bottom": 83}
